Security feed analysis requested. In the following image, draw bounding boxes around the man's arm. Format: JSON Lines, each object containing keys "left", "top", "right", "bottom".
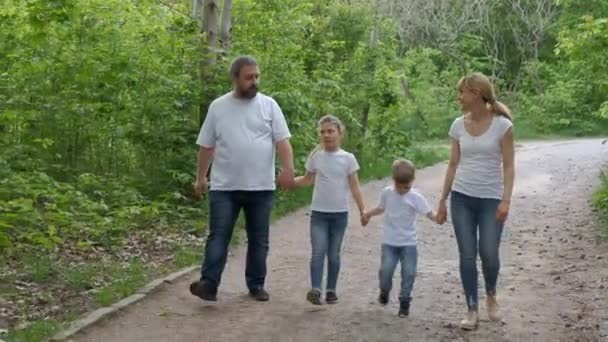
{"left": 194, "top": 146, "right": 214, "bottom": 195}
{"left": 197, "top": 146, "right": 214, "bottom": 181}
{"left": 276, "top": 139, "right": 295, "bottom": 188}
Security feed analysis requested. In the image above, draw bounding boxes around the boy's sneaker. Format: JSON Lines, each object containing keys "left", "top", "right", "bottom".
{"left": 325, "top": 290, "right": 338, "bottom": 304}
{"left": 398, "top": 299, "right": 410, "bottom": 317}
{"left": 249, "top": 288, "right": 270, "bottom": 302}
{"left": 189, "top": 280, "right": 218, "bottom": 301}
{"left": 306, "top": 289, "right": 322, "bottom": 305}
{"left": 378, "top": 289, "right": 389, "bottom": 305}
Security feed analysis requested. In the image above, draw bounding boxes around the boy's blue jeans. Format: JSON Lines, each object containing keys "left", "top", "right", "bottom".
{"left": 378, "top": 244, "right": 418, "bottom": 302}
{"left": 450, "top": 191, "right": 504, "bottom": 310}
{"left": 309, "top": 211, "right": 348, "bottom": 291}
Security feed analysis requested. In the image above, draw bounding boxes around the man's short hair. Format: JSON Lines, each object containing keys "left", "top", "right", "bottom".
{"left": 230, "top": 55, "right": 258, "bottom": 79}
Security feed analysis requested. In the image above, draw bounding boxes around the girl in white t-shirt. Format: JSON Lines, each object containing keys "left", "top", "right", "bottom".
{"left": 437, "top": 72, "right": 515, "bottom": 330}
{"left": 294, "top": 115, "right": 366, "bottom": 305}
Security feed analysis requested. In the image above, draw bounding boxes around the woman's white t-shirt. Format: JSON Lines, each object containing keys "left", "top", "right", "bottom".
{"left": 449, "top": 115, "right": 513, "bottom": 200}
{"left": 305, "top": 149, "right": 359, "bottom": 213}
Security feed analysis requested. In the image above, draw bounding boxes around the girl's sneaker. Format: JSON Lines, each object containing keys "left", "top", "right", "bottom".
{"left": 325, "top": 290, "right": 338, "bottom": 304}
{"left": 306, "top": 289, "right": 322, "bottom": 305}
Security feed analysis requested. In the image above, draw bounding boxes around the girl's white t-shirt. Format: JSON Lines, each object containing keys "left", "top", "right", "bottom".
{"left": 449, "top": 115, "right": 513, "bottom": 200}
{"left": 305, "top": 149, "right": 359, "bottom": 213}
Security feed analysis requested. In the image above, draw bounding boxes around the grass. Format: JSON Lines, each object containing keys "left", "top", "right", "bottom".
{"left": 593, "top": 170, "right": 608, "bottom": 238}
{"left": 3, "top": 320, "right": 60, "bottom": 342}
{"left": 513, "top": 118, "right": 608, "bottom": 140}
{"left": 94, "top": 261, "right": 147, "bottom": 306}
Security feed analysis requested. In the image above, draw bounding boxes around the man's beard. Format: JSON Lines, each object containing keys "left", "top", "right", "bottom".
{"left": 239, "top": 85, "right": 258, "bottom": 99}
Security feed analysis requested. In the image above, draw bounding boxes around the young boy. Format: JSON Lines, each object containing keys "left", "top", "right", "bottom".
{"left": 362, "top": 159, "right": 437, "bottom": 317}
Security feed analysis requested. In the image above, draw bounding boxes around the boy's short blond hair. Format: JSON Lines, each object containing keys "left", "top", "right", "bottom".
{"left": 392, "top": 159, "right": 416, "bottom": 184}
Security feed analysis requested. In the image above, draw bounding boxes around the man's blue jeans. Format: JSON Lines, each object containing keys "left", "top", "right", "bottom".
{"left": 309, "top": 211, "right": 348, "bottom": 291}
{"left": 450, "top": 191, "right": 504, "bottom": 310}
{"left": 200, "top": 190, "right": 274, "bottom": 291}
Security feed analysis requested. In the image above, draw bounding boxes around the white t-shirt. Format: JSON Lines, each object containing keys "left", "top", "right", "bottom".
{"left": 196, "top": 91, "right": 291, "bottom": 191}
{"left": 305, "top": 149, "right": 359, "bottom": 213}
{"left": 378, "top": 186, "right": 431, "bottom": 246}
{"left": 449, "top": 115, "right": 513, "bottom": 200}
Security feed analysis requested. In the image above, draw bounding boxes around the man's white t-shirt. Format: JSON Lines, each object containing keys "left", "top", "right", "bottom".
{"left": 378, "top": 186, "right": 431, "bottom": 246}
{"left": 305, "top": 149, "right": 359, "bottom": 213}
{"left": 449, "top": 115, "right": 512, "bottom": 200}
{"left": 196, "top": 91, "right": 291, "bottom": 191}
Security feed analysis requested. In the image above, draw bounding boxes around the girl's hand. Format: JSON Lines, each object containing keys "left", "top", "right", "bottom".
{"left": 496, "top": 200, "right": 510, "bottom": 222}
{"left": 436, "top": 201, "right": 448, "bottom": 225}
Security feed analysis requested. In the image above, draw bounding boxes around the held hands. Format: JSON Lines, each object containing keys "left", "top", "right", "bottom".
{"left": 436, "top": 201, "right": 448, "bottom": 225}
{"left": 360, "top": 211, "right": 371, "bottom": 227}
{"left": 277, "top": 168, "right": 296, "bottom": 189}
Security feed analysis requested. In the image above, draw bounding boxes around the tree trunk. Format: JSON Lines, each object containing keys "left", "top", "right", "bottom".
{"left": 220, "top": 0, "right": 232, "bottom": 51}
{"left": 192, "top": 0, "right": 203, "bottom": 23}
{"left": 202, "top": 0, "right": 219, "bottom": 65}
{"left": 195, "top": 0, "right": 220, "bottom": 126}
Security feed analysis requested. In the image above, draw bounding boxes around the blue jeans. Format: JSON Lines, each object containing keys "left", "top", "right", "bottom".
{"left": 200, "top": 190, "right": 274, "bottom": 291}
{"left": 450, "top": 191, "right": 504, "bottom": 310}
{"left": 309, "top": 211, "right": 348, "bottom": 291}
{"left": 378, "top": 244, "right": 418, "bottom": 301}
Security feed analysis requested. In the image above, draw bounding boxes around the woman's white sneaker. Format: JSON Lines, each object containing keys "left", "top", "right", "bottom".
{"left": 460, "top": 310, "right": 479, "bottom": 330}
{"left": 486, "top": 295, "right": 500, "bottom": 321}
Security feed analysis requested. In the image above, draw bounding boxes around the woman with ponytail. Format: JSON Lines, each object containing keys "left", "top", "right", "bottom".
{"left": 436, "top": 73, "right": 515, "bottom": 330}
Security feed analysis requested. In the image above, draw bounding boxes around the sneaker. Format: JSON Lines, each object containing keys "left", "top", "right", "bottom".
{"left": 486, "top": 295, "right": 500, "bottom": 321}
{"left": 249, "top": 288, "right": 270, "bottom": 302}
{"left": 398, "top": 299, "right": 410, "bottom": 317}
{"left": 459, "top": 310, "right": 479, "bottom": 330}
{"left": 378, "top": 289, "right": 389, "bottom": 305}
{"left": 306, "top": 289, "right": 322, "bottom": 305}
{"left": 326, "top": 290, "right": 338, "bottom": 304}
{"left": 189, "top": 280, "right": 217, "bottom": 301}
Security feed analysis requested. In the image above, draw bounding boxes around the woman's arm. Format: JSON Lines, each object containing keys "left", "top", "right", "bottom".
{"left": 497, "top": 127, "right": 515, "bottom": 222}
{"left": 437, "top": 138, "right": 460, "bottom": 224}
{"left": 440, "top": 138, "right": 461, "bottom": 203}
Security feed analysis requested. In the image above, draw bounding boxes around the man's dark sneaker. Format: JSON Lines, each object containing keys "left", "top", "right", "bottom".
{"left": 378, "top": 289, "right": 389, "bottom": 305}
{"left": 306, "top": 289, "right": 322, "bottom": 305}
{"left": 249, "top": 288, "right": 270, "bottom": 302}
{"left": 189, "top": 280, "right": 217, "bottom": 301}
{"left": 325, "top": 290, "right": 338, "bottom": 304}
{"left": 398, "top": 299, "right": 411, "bottom": 317}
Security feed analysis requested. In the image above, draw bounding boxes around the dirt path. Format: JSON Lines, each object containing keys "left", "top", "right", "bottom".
{"left": 72, "top": 139, "right": 608, "bottom": 342}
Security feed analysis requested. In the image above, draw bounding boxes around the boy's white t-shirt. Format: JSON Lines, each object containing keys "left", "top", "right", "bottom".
{"left": 378, "top": 186, "right": 431, "bottom": 246}
{"left": 449, "top": 115, "right": 513, "bottom": 200}
{"left": 196, "top": 91, "right": 291, "bottom": 191}
{"left": 305, "top": 149, "right": 359, "bottom": 213}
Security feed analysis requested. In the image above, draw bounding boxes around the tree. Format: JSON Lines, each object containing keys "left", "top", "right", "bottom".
{"left": 220, "top": 0, "right": 232, "bottom": 50}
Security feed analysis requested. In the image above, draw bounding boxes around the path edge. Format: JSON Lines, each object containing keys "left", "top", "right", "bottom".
{"left": 50, "top": 265, "right": 199, "bottom": 341}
